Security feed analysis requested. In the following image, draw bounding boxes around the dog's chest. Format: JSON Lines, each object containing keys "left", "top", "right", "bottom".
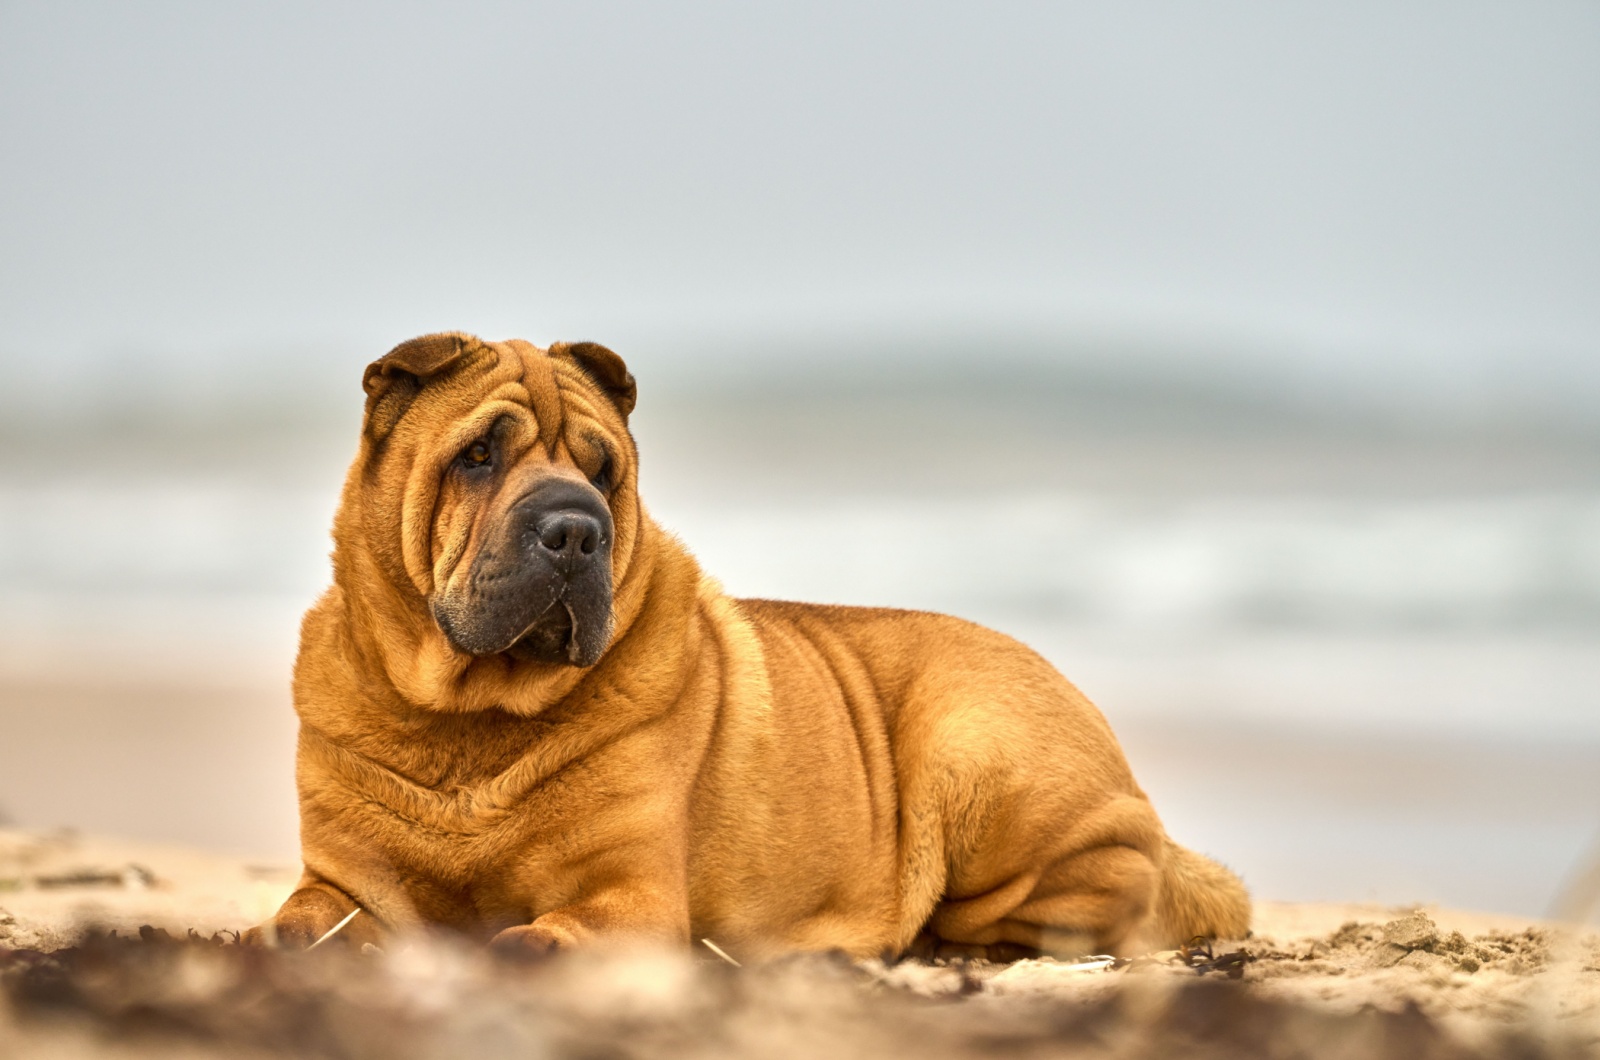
{"left": 315, "top": 725, "right": 620, "bottom": 905}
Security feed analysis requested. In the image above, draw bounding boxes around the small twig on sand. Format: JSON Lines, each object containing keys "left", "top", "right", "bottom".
{"left": 308, "top": 908, "right": 361, "bottom": 950}
{"left": 701, "top": 938, "right": 741, "bottom": 967}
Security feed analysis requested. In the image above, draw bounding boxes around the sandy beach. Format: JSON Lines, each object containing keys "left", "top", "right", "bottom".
{"left": 2, "top": 828, "right": 1596, "bottom": 1058}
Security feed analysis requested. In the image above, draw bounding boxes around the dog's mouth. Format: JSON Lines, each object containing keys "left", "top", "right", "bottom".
{"left": 433, "top": 580, "right": 611, "bottom": 668}
{"left": 506, "top": 598, "right": 580, "bottom": 664}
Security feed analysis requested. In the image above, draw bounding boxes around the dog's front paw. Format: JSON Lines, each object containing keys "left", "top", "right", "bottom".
{"left": 490, "top": 920, "right": 580, "bottom": 959}
{"left": 246, "top": 883, "right": 369, "bottom": 950}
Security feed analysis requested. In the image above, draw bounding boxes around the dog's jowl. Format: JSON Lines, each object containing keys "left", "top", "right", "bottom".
{"left": 251, "top": 332, "right": 1250, "bottom": 960}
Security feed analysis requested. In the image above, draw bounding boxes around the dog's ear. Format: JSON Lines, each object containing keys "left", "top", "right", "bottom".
{"left": 362, "top": 332, "right": 481, "bottom": 440}
{"left": 553, "top": 341, "right": 637, "bottom": 420}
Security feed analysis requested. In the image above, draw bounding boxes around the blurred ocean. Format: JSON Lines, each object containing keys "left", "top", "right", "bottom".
{"left": 1, "top": 346, "right": 1596, "bottom": 918}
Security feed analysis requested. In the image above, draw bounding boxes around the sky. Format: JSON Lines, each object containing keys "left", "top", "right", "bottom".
{"left": 1, "top": 1, "right": 1597, "bottom": 401}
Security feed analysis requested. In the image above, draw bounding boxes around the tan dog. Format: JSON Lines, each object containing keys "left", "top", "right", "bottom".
{"left": 253, "top": 332, "right": 1249, "bottom": 959}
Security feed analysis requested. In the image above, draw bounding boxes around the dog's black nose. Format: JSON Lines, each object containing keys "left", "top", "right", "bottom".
{"left": 533, "top": 509, "right": 603, "bottom": 565}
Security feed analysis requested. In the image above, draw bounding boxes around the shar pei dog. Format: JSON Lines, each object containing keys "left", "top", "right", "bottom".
{"left": 252, "top": 332, "right": 1250, "bottom": 960}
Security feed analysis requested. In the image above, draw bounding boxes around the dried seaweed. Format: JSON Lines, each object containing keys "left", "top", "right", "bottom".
{"left": 1177, "top": 935, "right": 1255, "bottom": 979}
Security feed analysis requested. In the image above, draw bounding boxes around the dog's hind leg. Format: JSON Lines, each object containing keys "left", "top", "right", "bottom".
{"left": 921, "top": 795, "right": 1166, "bottom": 959}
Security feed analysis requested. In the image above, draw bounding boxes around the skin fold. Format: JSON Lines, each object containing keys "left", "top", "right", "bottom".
{"left": 250, "top": 332, "right": 1250, "bottom": 960}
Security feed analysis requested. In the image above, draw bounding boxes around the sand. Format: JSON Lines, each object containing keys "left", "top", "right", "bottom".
{"left": 2, "top": 828, "right": 1597, "bottom": 1059}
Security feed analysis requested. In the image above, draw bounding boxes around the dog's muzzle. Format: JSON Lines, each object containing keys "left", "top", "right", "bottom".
{"left": 432, "top": 478, "right": 616, "bottom": 667}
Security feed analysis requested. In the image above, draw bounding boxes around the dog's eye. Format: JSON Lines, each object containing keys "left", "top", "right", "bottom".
{"left": 591, "top": 455, "right": 613, "bottom": 493}
{"left": 461, "top": 440, "right": 491, "bottom": 467}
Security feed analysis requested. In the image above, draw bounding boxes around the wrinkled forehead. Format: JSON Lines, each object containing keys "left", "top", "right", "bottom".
{"left": 499, "top": 339, "right": 562, "bottom": 446}
{"left": 453, "top": 339, "right": 608, "bottom": 451}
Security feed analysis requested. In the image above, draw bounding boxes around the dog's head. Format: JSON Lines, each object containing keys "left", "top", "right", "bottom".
{"left": 351, "top": 332, "right": 639, "bottom": 670}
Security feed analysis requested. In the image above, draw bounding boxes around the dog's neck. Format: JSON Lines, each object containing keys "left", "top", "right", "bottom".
{"left": 296, "top": 509, "right": 714, "bottom": 804}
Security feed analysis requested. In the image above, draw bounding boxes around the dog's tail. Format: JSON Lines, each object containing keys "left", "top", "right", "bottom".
{"left": 1155, "top": 838, "right": 1251, "bottom": 944}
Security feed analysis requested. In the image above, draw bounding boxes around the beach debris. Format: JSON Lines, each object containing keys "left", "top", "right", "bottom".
{"left": 0, "top": 913, "right": 1593, "bottom": 1059}
{"left": 29, "top": 864, "right": 157, "bottom": 890}
{"left": 1118, "top": 949, "right": 1183, "bottom": 973}
{"left": 308, "top": 908, "right": 362, "bottom": 950}
{"left": 3, "top": 926, "right": 1561, "bottom": 1060}
{"left": 700, "top": 938, "right": 741, "bottom": 967}
{"left": 1176, "top": 936, "right": 1253, "bottom": 979}
{"left": 1096, "top": 940, "right": 1254, "bottom": 979}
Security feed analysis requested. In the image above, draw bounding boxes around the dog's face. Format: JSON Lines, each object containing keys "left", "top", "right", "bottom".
{"left": 355, "top": 333, "right": 639, "bottom": 669}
